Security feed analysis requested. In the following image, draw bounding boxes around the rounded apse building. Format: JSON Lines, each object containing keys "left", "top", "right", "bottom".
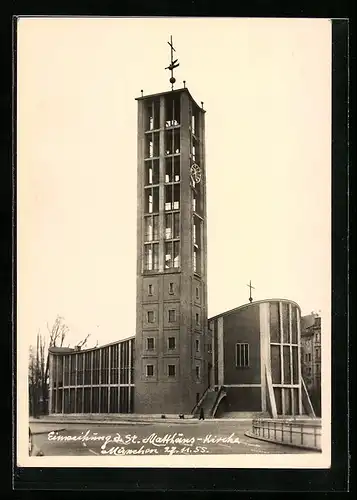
{"left": 208, "top": 299, "right": 315, "bottom": 418}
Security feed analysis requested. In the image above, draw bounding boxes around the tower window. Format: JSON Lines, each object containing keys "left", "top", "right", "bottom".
{"left": 195, "top": 365, "right": 200, "bottom": 380}
{"left": 168, "top": 364, "right": 176, "bottom": 377}
{"left": 169, "top": 282, "right": 174, "bottom": 294}
{"left": 145, "top": 159, "right": 159, "bottom": 185}
{"left": 192, "top": 193, "right": 196, "bottom": 212}
{"left": 173, "top": 241, "right": 180, "bottom": 268}
{"left": 173, "top": 156, "right": 180, "bottom": 182}
{"left": 148, "top": 284, "right": 153, "bottom": 295}
{"left": 191, "top": 137, "right": 199, "bottom": 163}
{"left": 145, "top": 132, "right": 159, "bottom": 158}
{"left": 191, "top": 106, "right": 199, "bottom": 137}
{"left": 192, "top": 183, "right": 202, "bottom": 215}
{"left": 165, "top": 242, "right": 172, "bottom": 269}
{"left": 195, "top": 313, "right": 200, "bottom": 326}
{"left": 165, "top": 95, "right": 181, "bottom": 127}
{"left": 168, "top": 309, "right": 176, "bottom": 322}
{"left": 144, "top": 243, "right": 159, "bottom": 270}
{"left": 144, "top": 215, "right": 159, "bottom": 241}
{"left": 146, "top": 337, "right": 155, "bottom": 350}
{"left": 196, "top": 287, "right": 199, "bottom": 300}
{"left": 165, "top": 156, "right": 180, "bottom": 183}
{"left": 165, "top": 213, "right": 172, "bottom": 239}
{"left": 168, "top": 337, "right": 176, "bottom": 349}
{"left": 147, "top": 311, "right": 154, "bottom": 323}
{"left": 236, "top": 343, "right": 249, "bottom": 368}
{"left": 165, "top": 184, "right": 180, "bottom": 211}
{"left": 145, "top": 187, "right": 159, "bottom": 214}
{"left": 195, "top": 339, "right": 200, "bottom": 352}
{"left": 165, "top": 128, "right": 180, "bottom": 155}
{"left": 146, "top": 365, "right": 154, "bottom": 377}
{"left": 165, "top": 242, "right": 180, "bottom": 269}
{"left": 147, "top": 104, "right": 154, "bottom": 131}
{"left": 146, "top": 100, "right": 160, "bottom": 130}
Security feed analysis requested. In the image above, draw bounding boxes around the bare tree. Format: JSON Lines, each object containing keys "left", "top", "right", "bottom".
{"left": 29, "top": 315, "right": 90, "bottom": 416}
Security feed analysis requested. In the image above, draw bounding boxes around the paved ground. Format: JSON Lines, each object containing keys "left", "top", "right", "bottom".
{"left": 30, "top": 420, "right": 318, "bottom": 456}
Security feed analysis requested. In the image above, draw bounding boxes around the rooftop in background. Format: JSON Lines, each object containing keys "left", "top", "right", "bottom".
{"left": 301, "top": 314, "right": 321, "bottom": 333}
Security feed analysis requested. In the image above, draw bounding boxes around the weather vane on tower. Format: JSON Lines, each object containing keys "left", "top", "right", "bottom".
{"left": 165, "top": 35, "right": 180, "bottom": 90}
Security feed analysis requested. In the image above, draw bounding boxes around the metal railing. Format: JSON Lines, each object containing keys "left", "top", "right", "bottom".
{"left": 210, "top": 385, "right": 227, "bottom": 417}
{"left": 191, "top": 385, "right": 211, "bottom": 415}
{"left": 252, "top": 419, "right": 321, "bottom": 450}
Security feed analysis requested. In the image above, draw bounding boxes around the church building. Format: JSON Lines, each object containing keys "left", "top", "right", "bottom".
{"left": 48, "top": 38, "right": 315, "bottom": 419}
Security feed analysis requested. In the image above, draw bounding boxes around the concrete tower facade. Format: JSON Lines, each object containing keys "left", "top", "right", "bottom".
{"left": 134, "top": 88, "right": 210, "bottom": 414}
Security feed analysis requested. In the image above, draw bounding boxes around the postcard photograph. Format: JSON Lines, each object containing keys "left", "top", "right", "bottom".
{"left": 16, "top": 16, "right": 331, "bottom": 468}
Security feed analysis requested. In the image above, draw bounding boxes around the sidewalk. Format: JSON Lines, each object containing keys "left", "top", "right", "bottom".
{"left": 29, "top": 422, "right": 68, "bottom": 435}
{"left": 29, "top": 415, "right": 255, "bottom": 426}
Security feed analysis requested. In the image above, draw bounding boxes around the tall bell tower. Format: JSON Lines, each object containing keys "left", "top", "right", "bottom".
{"left": 134, "top": 38, "right": 210, "bottom": 414}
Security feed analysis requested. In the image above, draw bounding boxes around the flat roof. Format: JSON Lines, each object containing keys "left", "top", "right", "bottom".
{"left": 49, "top": 335, "right": 135, "bottom": 355}
{"left": 208, "top": 298, "right": 302, "bottom": 322}
{"left": 135, "top": 87, "right": 205, "bottom": 113}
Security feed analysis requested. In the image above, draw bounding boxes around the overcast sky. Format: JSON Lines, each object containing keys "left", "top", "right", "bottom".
{"left": 17, "top": 17, "right": 331, "bottom": 349}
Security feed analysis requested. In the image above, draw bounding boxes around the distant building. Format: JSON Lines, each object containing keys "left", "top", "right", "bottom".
{"left": 300, "top": 314, "right": 321, "bottom": 415}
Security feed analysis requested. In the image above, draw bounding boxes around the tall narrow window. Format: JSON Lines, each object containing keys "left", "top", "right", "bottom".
{"left": 191, "top": 106, "right": 199, "bottom": 137}
{"left": 192, "top": 192, "right": 196, "bottom": 212}
{"left": 147, "top": 104, "right": 154, "bottom": 131}
{"left": 168, "top": 309, "right": 176, "bottom": 322}
{"left": 165, "top": 157, "right": 173, "bottom": 183}
{"left": 147, "top": 311, "right": 154, "bottom": 323}
{"left": 193, "top": 248, "right": 201, "bottom": 274}
{"left": 144, "top": 215, "right": 159, "bottom": 242}
{"left": 173, "top": 212, "right": 180, "bottom": 238}
{"left": 153, "top": 100, "right": 160, "bottom": 129}
{"left": 173, "top": 184, "right": 180, "bottom": 209}
{"left": 173, "top": 156, "right": 180, "bottom": 181}
{"left": 169, "top": 282, "right": 174, "bottom": 294}
{"left": 146, "top": 365, "right": 154, "bottom": 377}
{"left": 173, "top": 241, "right": 180, "bottom": 268}
{"left": 236, "top": 343, "right": 249, "bottom": 368}
{"left": 195, "top": 365, "right": 200, "bottom": 380}
{"left": 195, "top": 339, "right": 200, "bottom": 352}
{"left": 145, "top": 132, "right": 159, "bottom": 158}
{"left": 195, "top": 313, "right": 200, "bottom": 326}
{"left": 165, "top": 95, "right": 181, "bottom": 127}
{"left": 165, "top": 242, "right": 172, "bottom": 269}
{"left": 144, "top": 245, "right": 152, "bottom": 270}
{"left": 148, "top": 284, "right": 153, "bottom": 296}
{"left": 145, "top": 187, "right": 159, "bottom": 214}
{"left": 165, "top": 213, "right": 172, "bottom": 239}
{"left": 146, "top": 100, "right": 160, "bottom": 130}
{"left": 145, "top": 159, "right": 159, "bottom": 185}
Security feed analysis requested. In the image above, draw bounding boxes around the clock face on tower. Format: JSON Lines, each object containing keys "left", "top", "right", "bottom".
{"left": 190, "top": 163, "right": 202, "bottom": 184}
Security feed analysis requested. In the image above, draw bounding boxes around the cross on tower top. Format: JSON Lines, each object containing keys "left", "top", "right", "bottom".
{"left": 165, "top": 35, "right": 180, "bottom": 90}
{"left": 247, "top": 280, "right": 255, "bottom": 303}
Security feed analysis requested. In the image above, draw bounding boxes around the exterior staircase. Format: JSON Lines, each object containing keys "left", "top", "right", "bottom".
{"left": 192, "top": 386, "right": 227, "bottom": 419}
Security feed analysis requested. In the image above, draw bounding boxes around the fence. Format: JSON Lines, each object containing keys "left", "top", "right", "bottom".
{"left": 251, "top": 418, "right": 321, "bottom": 451}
